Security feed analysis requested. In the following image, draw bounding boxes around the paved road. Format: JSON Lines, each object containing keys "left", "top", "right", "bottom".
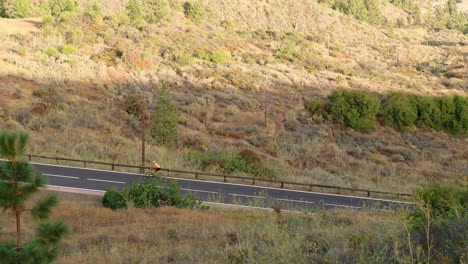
{"left": 28, "top": 162, "right": 413, "bottom": 211}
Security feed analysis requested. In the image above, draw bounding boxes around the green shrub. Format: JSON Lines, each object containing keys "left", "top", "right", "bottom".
{"left": 126, "top": 0, "right": 145, "bottom": 24}
{"left": 383, "top": 92, "right": 417, "bottom": 132}
{"left": 84, "top": 0, "right": 103, "bottom": 19}
{"left": 41, "top": 0, "right": 79, "bottom": 18}
{"left": 102, "top": 187, "right": 127, "bottom": 210}
{"left": 145, "top": 0, "right": 170, "bottom": 22}
{"left": 307, "top": 100, "right": 328, "bottom": 116}
{"left": 61, "top": 44, "right": 77, "bottom": 54}
{"left": 1, "top": 0, "right": 32, "bottom": 18}
{"left": 199, "top": 50, "right": 232, "bottom": 64}
{"left": 221, "top": 19, "right": 235, "bottom": 30}
{"left": 437, "top": 95, "right": 468, "bottom": 135}
{"left": 184, "top": 1, "right": 205, "bottom": 23}
{"left": 17, "top": 47, "right": 28, "bottom": 56}
{"left": 412, "top": 95, "right": 443, "bottom": 131}
{"left": 186, "top": 150, "right": 283, "bottom": 179}
{"left": 408, "top": 183, "right": 467, "bottom": 262}
{"left": 103, "top": 176, "right": 198, "bottom": 210}
{"left": 44, "top": 47, "right": 59, "bottom": 57}
{"left": 42, "top": 15, "right": 54, "bottom": 24}
{"left": 275, "top": 43, "right": 300, "bottom": 58}
{"left": 328, "top": 89, "right": 381, "bottom": 133}
{"left": 176, "top": 52, "right": 196, "bottom": 65}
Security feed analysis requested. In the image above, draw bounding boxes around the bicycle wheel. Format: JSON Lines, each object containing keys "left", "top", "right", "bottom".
{"left": 144, "top": 171, "right": 154, "bottom": 177}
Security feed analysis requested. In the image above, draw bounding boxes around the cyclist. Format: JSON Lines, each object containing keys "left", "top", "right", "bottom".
{"left": 152, "top": 161, "right": 161, "bottom": 173}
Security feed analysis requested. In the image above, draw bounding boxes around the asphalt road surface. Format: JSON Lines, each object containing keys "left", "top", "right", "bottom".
{"left": 21, "top": 162, "right": 413, "bottom": 211}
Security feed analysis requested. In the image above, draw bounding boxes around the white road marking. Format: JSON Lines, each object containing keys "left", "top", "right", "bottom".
{"left": 44, "top": 173, "right": 80, "bottom": 179}
{"left": 277, "top": 198, "right": 315, "bottom": 204}
{"left": 229, "top": 193, "right": 266, "bottom": 199}
{"left": 325, "top": 203, "right": 362, "bottom": 209}
{"left": 46, "top": 185, "right": 106, "bottom": 193}
{"left": 21, "top": 160, "right": 414, "bottom": 205}
{"left": 87, "top": 178, "right": 126, "bottom": 184}
{"left": 181, "top": 188, "right": 218, "bottom": 194}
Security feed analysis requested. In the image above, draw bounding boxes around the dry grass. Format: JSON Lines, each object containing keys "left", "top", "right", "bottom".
{"left": 0, "top": 199, "right": 406, "bottom": 263}
{"left": 0, "top": 0, "right": 466, "bottom": 196}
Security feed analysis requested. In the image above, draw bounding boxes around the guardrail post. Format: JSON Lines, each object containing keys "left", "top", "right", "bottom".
{"left": 28, "top": 155, "right": 31, "bottom": 162}
{"left": 367, "top": 191, "right": 370, "bottom": 197}
{"left": 224, "top": 176, "right": 226, "bottom": 182}
{"left": 83, "top": 161, "right": 87, "bottom": 168}
{"left": 112, "top": 164, "right": 115, "bottom": 171}
{"left": 310, "top": 185, "right": 313, "bottom": 192}
{"left": 281, "top": 182, "right": 284, "bottom": 188}
{"left": 56, "top": 158, "right": 59, "bottom": 164}
{"left": 252, "top": 178, "right": 256, "bottom": 185}
{"left": 195, "top": 173, "right": 199, "bottom": 179}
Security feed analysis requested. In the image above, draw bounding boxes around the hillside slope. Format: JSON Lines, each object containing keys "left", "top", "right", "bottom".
{"left": 0, "top": 0, "right": 466, "bottom": 193}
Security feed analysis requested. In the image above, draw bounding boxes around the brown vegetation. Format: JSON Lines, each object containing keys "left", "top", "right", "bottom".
{"left": 0, "top": 0, "right": 466, "bottom": 195}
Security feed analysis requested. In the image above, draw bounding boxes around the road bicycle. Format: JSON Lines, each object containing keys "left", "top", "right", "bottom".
{"left": 144, "top": 168, "right": 164, "bottom": 178}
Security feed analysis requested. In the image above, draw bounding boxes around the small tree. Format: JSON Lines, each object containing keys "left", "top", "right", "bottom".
{"left": 1, "top": 0, "right": 32, "bottom": 18}
{"left": 0, "top": 131, "right": 67, "bottom": 263}
{"left": 152, "top": 83, "right": 179, "bottom": 147}
{"left": 126, "top": 0, "right": 145, "bottom": 24}
{"left": 144, "top": 0, "right": 170, "bottom": 22}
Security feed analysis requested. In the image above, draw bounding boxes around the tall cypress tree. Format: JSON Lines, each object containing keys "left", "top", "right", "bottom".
{"left": 0, "top": 131, "right": 68, "bottom": 263}
{"left": 152, "top": 83, "right": 179, "bottom": 147}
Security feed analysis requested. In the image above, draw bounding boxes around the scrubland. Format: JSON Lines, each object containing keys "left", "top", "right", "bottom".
{"left": 0, "top": 0, "right": 466, "bottom": 195}
{"left": 0, "top": 200, "right": 435, "bottom": 263}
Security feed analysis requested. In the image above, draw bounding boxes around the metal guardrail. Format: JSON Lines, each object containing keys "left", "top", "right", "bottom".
{"left": 24, "top": 154, "right": 412, "bottom": 199}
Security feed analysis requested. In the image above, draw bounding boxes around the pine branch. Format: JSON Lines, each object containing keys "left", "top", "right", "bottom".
{"left": 31, "top": 195, "right": 58, "bottom": 220}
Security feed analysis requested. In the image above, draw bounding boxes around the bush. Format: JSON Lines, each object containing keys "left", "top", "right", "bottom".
{"left": 307, "top": 100, "right": 328, "bottom": 117}
{"left": 186, "top": 150, "right": 283, "bottom": 179}
{"left": 42, "top": 0, "right": 79, "bottom": 18}
{"left": 102, "top": 187, "right": 127, "bottom": 210}
{"left": 1, "top": 0, "right": 32, "bottom": 18}
{"left": 184, "top": 1, "right": 205, "bottom": 23}
{"left": 199, "top": 50, "right": 231, "bottom": 65}
{"left": 103, "top": 177, "right": 198, "bottom": 210}
{"left": 437, "top": 95, "right": 468, "bottom": 135}
{"left": 145, "top": 0, "right": 170, "bottom": 22}
{"left": 221, "top": 19, "right": 235, "bottom": 30}
{"left": 44, "top": 47, "right": 59, "bottom": 57}
{"left": 412, "top": 95, "right": 443, "bottom": 131}
{"left": 176, "top": 52, "right": 196, "bottom": 65}
{"left": 126, "top": 0, "right": 145, "bottom": 24}
{"left": 17, "top": 47, "right": 28, "bottom": 56}
{"left": 383, "top": 92, "right": 417, "bottom": 132}
{"left": 408, "top": 183, "right": 468, "bottom": 262}
{"left": 61, "top": 44, "right": 77, "bottom": 55}
{"left": 42, "top": 15, "right": 54, "bottom": 24}
{"left": 84, "top": 0, "right": 103, "bottom": 19}
{"left": 328, "top": 89, "right": 381, "bottom": 133}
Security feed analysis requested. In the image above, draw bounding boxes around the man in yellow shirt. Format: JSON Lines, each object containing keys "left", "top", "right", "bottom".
{"left": 152, "top": 161, "right": 161, "bottom": 173}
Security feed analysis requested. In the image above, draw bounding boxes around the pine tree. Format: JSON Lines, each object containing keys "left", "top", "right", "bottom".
{"left": 152, "top": 83, "right": 179, "bottom": 147}
{"left": 0, "top": 131, "right": 68, "bottom": 264}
